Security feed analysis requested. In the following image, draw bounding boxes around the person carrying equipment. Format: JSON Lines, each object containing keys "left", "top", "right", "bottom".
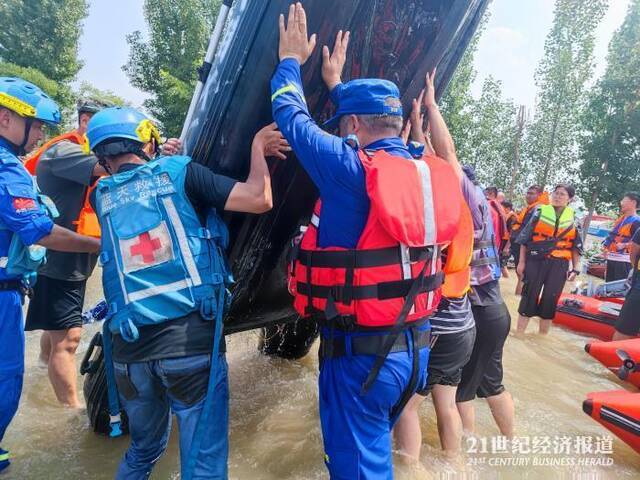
{"left": 511, "top": 185, "right": 548, "bottom": 294}
{"left": 273, "top": 4, "right": 464, "bottom": 477}
{"left": 0, "top": 76, "right": 100, "bottom": 473}
{"left": 86, "top": 106, "right": 287, "bottom": 479}
{"left": 613, "top": 226, "right": 640, "bottom": 340}
{"left": 393, "top": 83, "right": 476, "bottom": 459}
{"left": 602, "top": 192, "right": 640, "bottom": 282}
{"left": 516, "top": 184, "right": 583, "bottom": 335}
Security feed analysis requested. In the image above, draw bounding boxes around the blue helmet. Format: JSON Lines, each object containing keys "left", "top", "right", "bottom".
{"left": 0, "top": 77, "right": 61, "bottom": 125}
{"left": 87, "top": 107, "right": 161, "bottom": 151}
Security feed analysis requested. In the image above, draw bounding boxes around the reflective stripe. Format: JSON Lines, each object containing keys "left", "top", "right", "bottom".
{"left": 271, "top": 84, "right": 306, "bottom": 103}
{"left": 128, "top": 279, "right": 192, "bottom": 302}
{"left": 0, "top": 450, "right": 9, "bottom": 461}
{"left": 0, "top": 257, "right": 7, "bottom": 269}
{"left": 162, "top": 197, "right": 202, "bottom": 287}
{"left": 427, "top": 247, "right": 439, "bottom": 311}
{"left": 311, "top": 213, "right": 320, "bottom": 228}
{"left": 400, "top": 244, "right": 412, "bottom": 280}
{"left": 106, "top": 216, "right": 129, "bottom": 305}
{"left": 413, "top": 160, "right": 437, "bottom": 245}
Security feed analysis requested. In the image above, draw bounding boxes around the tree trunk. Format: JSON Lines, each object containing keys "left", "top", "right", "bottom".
{"left": 508, "top": 105, "right": 527, "bottom": 199}
{"left": 540, "top": 112, "right": 560, "bottom": 187}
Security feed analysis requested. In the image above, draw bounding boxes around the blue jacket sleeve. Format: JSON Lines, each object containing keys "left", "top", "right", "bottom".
{"left": 0, "top": 165, "right": 54, "bottom": 246}
{"left": 270, "top": 59, "right": 363, "bottom": 198}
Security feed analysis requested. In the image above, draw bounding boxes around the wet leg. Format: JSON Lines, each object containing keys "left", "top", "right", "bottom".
{"left": 393, "top": 394, "right": 425, "bottom": 462}
{"left": 47, "top": 328, "right": 82, "bottom": 407}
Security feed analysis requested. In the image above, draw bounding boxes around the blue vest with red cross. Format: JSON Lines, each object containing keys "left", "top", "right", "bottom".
{"left": 94, "top": 155, "right": 232, "bottom": 342}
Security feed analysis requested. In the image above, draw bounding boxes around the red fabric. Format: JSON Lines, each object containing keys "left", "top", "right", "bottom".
{"left": 289, "top": 151, "right": 465, "bottom": 328}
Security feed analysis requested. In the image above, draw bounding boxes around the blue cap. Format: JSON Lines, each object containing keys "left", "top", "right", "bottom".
{"left": 323, "top": 79, "right": 403, "bottom": 129}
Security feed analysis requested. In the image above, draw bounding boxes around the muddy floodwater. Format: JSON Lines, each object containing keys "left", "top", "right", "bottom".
{"left": 6, "top": 271, "right": 640, "bottom": 479}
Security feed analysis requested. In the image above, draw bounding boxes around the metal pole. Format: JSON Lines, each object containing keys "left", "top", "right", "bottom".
{"left": 179, "top": 0, "right": 234, "bottom": 141}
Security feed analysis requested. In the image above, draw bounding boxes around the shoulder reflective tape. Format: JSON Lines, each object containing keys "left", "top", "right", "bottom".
{"left": 310, "top": 213, "right": 320, "bottom": 228}
{"left": 413, "top": 160, "right": 437, "bottom": 245}
{"left": 128, "top": 279, "right": 192, "bottom": 303}
{"left": 161, "top": 197, "right": 202, "bottom": 287}
{"left": 0, "top": 257, "right": 7, "bottom": 268}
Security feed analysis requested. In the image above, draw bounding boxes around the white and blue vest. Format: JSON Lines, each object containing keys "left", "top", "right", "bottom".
{"left": 95, "top": 156, "right": 232, "bottom": 342}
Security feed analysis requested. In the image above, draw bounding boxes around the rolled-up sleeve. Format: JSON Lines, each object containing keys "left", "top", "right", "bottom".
{"left": 0, "top": 175, "right": 53, "bottom": 246}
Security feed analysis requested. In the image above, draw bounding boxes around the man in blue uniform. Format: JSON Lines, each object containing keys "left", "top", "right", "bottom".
{"left": 86, "top": 107, "right": 288, "bottom": 479}
{"left": 272, "top": 5, "right": 436, "bottom": 478}
{"left": 0, "top": 77, "right": 101, "bottom": 473}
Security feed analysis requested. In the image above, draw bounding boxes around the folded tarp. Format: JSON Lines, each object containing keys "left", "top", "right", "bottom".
{"left": 183, "top": 0, "right": 490, "bottom": 333}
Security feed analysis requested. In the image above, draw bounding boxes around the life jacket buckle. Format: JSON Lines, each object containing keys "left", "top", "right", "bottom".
{"left": 99, "top": 251, "right": 110, "bottom": 265}
{"left": 198, "top": 227, "right": 212, "bottom": 239}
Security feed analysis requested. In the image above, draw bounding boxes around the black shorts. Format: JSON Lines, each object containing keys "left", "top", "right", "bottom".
{"left": 456, "top": 302, "right": 511, "bottom": 402}
{"left": 615, "top": 288, "right": 640, "bottom": 336}
{"left": 25, "top": 275, "right": 86, "bottom": 331}
{"left": 417, "top": 326, "right": 476, "bottom": 395}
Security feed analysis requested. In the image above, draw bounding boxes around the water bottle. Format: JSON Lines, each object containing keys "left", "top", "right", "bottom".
{"left": 82, "top": 300, "right": 108, "bottom": 324}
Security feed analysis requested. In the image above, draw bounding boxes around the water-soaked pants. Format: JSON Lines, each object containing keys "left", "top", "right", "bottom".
{"left": 0, "top": 291, "right": 25, "bottom": 444}
{"left": 113, "top": 353, "right": 229, "bottom": 480}
{"left": 318, "top": 325, "right": 430, "bottom": 480}
{"left": 519, "top": 257, "right": 569, "bottom": 319}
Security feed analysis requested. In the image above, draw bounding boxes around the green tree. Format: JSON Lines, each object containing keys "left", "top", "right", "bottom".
{"left": 579, "top": 0, "right": 640, "bottom": 227}
{"left": 0, "top": 61, "right": 75, "bottom": 130}
{"left": 124, "top": 0, "right": 222, "bottom": 136}
{"left": 76, "top": 81, "right": 129, "bottom": 108}
{"left": 465, "top": 76, "right": 517, "bottom": 191}
{"left": 523, "top": 0, "right": 608, "bottom": 188}
{"left": 440, "top": 16, "right": 486, "bottom": 163}
{"left": 0, "top": 0, "right": 88, "bottom": 83}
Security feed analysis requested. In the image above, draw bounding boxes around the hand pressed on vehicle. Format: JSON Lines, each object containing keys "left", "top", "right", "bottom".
{"left": 252, "top": 123, "right": 291, "bottom": 160}
{"left": 278, "top": 3, "right": 317, "bottom": 65}
{"left": 161, "top": 138, "right": 182, "bottom": 156}
{"left": 322, "top": 30, "right": 350, "bottom": 91}
{"left": 423, "top": 69, "right": 438, "bottom": 110}
{"left": 409, "top": 90, "right": 427, "bottom": 145}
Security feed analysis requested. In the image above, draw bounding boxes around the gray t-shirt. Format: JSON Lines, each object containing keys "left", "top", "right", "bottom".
{"left": 35, "top": 139, "right": 99, "bottom": 281}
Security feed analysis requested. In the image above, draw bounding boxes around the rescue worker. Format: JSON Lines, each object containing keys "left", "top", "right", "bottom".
{"left": 0, "top": 77, "right": 100, "bottom": 473}
{"left": 602, "top": 192, "right": 640, "bottom": 282}
{"left": 516, "top": 184, "right": 583, "bottom": 335}
{"left": 613, "top": 226, "right": 640, "bottom": 340}
{"left": 394, "top": 89, "right": 476, "bottom": 458}
{"left": 273, "top": 5, "right": 465, "bottom": 477}
{"left": 24, "top": 98, "right": 181, "bottom": 408}
{"left": 86, "top": 106, "right": 287, "bottom": 479}
{"left": 511, "top": 185, "right": 547, "bottom": 294}
{"left": 24, "top": 98, "right": 111, "bottom": 408}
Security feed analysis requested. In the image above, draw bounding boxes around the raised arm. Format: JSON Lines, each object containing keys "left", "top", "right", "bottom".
{"left": 422, "top": 71, "right": 462, "bottom": 179}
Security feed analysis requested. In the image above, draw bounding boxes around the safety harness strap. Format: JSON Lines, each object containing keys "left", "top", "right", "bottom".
{"left": 297, "top": 271, "right": 444, "bottom": 303}
{"left": 297, "top": 245, "right": 433, "bottom": 269}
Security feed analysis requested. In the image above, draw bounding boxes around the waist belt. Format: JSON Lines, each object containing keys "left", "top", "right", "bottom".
{"left": 297, "top": 245, "right": 433, "bottom": 268}
{"left": 320, "top": 328, "right": 431, "bottom": 358}
{"left": 297, "top": 271, "right": 444, "bottom": 303}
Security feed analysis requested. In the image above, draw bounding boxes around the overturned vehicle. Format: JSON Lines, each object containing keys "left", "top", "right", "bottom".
{"left": 81, "top": 0, "right": 490, "bottom": 435}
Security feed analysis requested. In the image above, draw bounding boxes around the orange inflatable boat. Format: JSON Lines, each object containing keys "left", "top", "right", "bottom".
{"left": 583, "top": 390, "right": 640, "bottom": 454}
{"left": 585, "top": 339, "right": 640, "bottom": 388}
{"left": 554, "top": 294, "right": 621, "bottom": 340}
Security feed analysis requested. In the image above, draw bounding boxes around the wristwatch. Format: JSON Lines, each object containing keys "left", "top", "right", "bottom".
{"left": 568, "top": 269, "right": 580, "bottom": 275}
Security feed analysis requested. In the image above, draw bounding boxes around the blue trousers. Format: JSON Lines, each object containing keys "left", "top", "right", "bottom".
{"left": 0, "top": 291, "right": 24, "bottom": 444}
{"left": 319, "top": 326, "right": 430, "bottom": 480}
{"left": 113, "top": 353, "right": 229, "bottom": 480}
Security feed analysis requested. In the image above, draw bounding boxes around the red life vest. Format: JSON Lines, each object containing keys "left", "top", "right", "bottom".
{"left": 288, "top": 150, "right": 463, "bottom": 328}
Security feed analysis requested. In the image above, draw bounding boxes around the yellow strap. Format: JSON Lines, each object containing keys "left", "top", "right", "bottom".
{"left": 271, "top": 84, "right": 304, "bottom": 103}
{"left": 0, "top": 92, "right": 36, "bottom": 118}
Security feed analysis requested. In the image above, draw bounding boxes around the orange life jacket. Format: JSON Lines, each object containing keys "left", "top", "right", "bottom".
{"left": 512, "top": 191, "right": 549, "bottom": 233}
{"left": 24, "top": 131, "right": 101, "bottom": 238}
{"left": 605, "top": 214, "right": 640, "bottom": 254}
{"left": 441, "top": 202, "right": 473, "bottom": 298}
{"left": 530, "top": 205, "right": 576, "bottom": 260}
{"left": 288, "top": 150, "right": 464, "bottom": 328}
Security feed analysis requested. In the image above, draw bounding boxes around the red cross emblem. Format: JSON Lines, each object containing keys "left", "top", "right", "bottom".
{"left": 129, "top": 232, "right": 163, "bottom": 264}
